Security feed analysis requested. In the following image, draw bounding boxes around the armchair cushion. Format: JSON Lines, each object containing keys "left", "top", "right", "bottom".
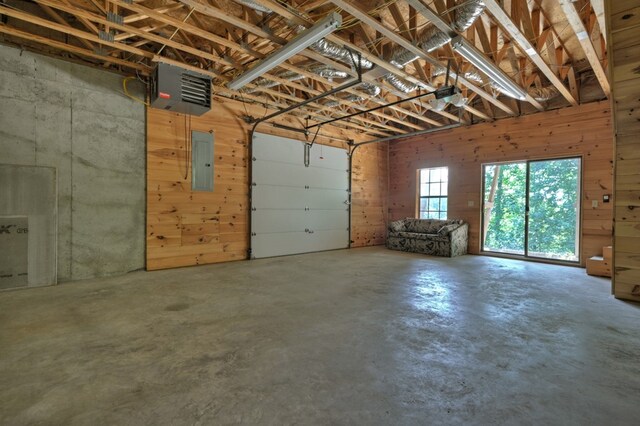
{"left": 388, "top": 219, "right": 406, "bottom": 232}
{"left": 438, "top": 223, "right": 461, "bottom": 235}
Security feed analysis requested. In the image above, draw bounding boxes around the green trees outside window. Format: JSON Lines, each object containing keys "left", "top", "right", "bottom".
{"left": 483, "top": 158, "right": 581, "bottom": 262}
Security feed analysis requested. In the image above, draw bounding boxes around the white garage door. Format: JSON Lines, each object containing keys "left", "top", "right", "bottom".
{"left": 251, "top": 132, "right": 349, "bottom": 259}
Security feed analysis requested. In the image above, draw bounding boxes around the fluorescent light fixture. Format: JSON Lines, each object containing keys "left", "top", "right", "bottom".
{"left": 451, "top": 35, "right": 528, "bottom": 101}
{"left": 227, "top": 12, "right": 342, "bottom": 90}
{"left": 525, "top": 46, "right": 537, "bottom": 56}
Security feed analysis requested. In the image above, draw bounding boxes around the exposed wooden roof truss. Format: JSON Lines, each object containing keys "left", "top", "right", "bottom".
{"left": 0, "top": 0, "right": 610, "bottom": 137}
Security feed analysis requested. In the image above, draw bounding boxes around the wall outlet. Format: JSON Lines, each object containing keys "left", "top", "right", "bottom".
{"left": 468, "top": 200, "right": 475, "bottom": 207}
{"left": 592, "top": 200, "right": 598, "bottom": 208}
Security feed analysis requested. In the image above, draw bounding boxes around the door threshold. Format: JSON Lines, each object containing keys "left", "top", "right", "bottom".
{"left": 480, "top": 251, "right": 582, "bottom": 268}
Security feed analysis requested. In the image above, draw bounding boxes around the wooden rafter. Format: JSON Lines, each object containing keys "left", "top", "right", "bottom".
{"left": 140, "top": 0, "right": 441, "bottom": 129}
{"left": 38, "top": 3, "right": 94, "bottom": 50}
{"left": 590, "top": 0, "right": 606, "bottom": 44}
{"left": 0, "top": 23, "right": 149, "bottom": 73}
{"left": 37, "top": 0, "right": 415, "bottom": 134}
{"left": 135, "top": 2, "right": 430, "bottom": 131}
{"left": 484, "top": 0, "right": 578, "bottom": 106}
{"left": 330, "top": 0, "right": 517, "bottom": 117}
{"left": 559, "top": 0, "right": 610, "bottom": 97}
{"left": 0, "top": 0, "right": 611, "bottom": 134}
{"left": 4, "top": 4, "right": 397, "bottom": 135}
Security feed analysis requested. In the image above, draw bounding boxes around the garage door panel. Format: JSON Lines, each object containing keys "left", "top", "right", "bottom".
{"left": 310, "top": 147, "right": 348, "bottom": 168}
{"left": 306, "top": 229, "right": 349, "bottom": 251}
{"left": 307, "top": 166, "right": 349, "bottom": 190}
{"left": 252, "top": 210, "right": 306, "bottom": 234}
{"left": 251, "top": 232, "right": 310, "bottom": 258}
{"left": 307, "top": 188, "right": 349, "bottom": 210}
{"left": 252, "top": 161, "right": 306, "bottom": 187}
{"left": 252, "top": 133, "right": 302, "bottom": 163}
{"left": 251, "top": 133, "right": 348, "bottom": 259}
{"left": 307, "top": 210, "right": 348, "bottom": 230}
{"left": 252, "top": 185, "right": 307, "bottom": 209}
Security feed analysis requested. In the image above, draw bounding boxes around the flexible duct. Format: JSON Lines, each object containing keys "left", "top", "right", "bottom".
{"left": 432, "top": 65, "right": 446, "bottom": 77}
{"left": 234, "top": 0, "right": 272, "bottom": 13}
{"left": 384, "top": 73, "right": 419, "bottom": 93}
{"left": 345, "top": 93, "right": 365, "bottom": 103}
{"left": 490, "top": 82, "right": 516, "bottom": 98}
{"left": 528, "top": 86, "right": 559, "bottom": 102}
{"left": 360, "top": 82, "right": 381, "bottom": 97}
{"left": 387, "top": 25, "right": 451, "bottom": 71}
{"left": 382, "top": 3, "right": 488, "bottom": 94}
{"left": 309, "top": 38, "right": 374, "bottom": 70}
{"left": 234, "top": 3, "right": 374, "bottom": 71}
{"left": 309, "top": 64, "right": 349, "bottom": 80}
{"left": 418, "top": 24, "right": 452, "bottom": 52}
{"left": 489, "top": 82, "right": 558, "bottom": 101}
{"left": 452, "top": 0, "right": 486, "bottom": 32}
{"left": 242, "top": 78, "right": 279, "bottom": 93}
{"left": 323, "top": 82, "right": 381, "bottom": 106}
{"left": 389, "top": 45, "right": 420, "bottom": 69}
{"left": 464, "top": 71, "right": 483, "bottom": 83}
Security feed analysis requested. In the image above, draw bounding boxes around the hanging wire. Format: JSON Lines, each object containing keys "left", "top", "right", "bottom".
{"left": 122, "top": 77, "right": 149, "bottom": 106}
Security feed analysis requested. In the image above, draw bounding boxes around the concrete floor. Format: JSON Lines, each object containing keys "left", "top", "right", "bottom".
{"left": 1, "top": 247, "right": 639, "bottom": 425}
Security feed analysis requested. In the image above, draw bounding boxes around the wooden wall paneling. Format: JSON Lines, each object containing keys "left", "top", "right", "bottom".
{"left": 350, "top": 142, "right": 389, "bottom": 247}
{"left": 388, "top": 101, "right": 613, "bottom": 266}
{"left": 607, "top": 0, "right": 640, "bottom": 301}
{"left": 147, "top": 96, "right": 384, "bottom": 270}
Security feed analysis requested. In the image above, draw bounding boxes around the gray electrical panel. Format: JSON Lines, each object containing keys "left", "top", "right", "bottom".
{"left": 192, "top": 131, "right": 214, "bottom": 192}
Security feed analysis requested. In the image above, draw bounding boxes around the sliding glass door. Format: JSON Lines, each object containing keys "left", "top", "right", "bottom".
{"left": 482, "top": 157, "right": 581, "bottom": 262}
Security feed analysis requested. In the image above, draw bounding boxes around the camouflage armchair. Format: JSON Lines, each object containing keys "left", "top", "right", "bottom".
{"left": 386, "top": 218, "right": 468, "bottom": 257}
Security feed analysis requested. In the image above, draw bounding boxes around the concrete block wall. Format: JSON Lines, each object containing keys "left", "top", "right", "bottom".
{"left": 0, "top": 44, "right": 146, "bottom": 282}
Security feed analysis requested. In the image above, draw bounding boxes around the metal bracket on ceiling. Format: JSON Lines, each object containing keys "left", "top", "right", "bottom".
{"left": 98, "top": 30, "right": 114, "bottom": 43}
{"left": 106, "top": 11, "right": 124, "bottom": 25}
{"left": 93, "top": 46, "right": 109, "bottom": 56}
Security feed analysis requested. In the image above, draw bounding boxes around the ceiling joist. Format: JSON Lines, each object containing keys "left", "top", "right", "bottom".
{"left": 0, "top": 0, "right": 610, "bottom": 135}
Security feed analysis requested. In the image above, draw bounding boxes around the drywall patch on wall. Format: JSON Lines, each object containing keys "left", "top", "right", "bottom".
{"left": 0, "top": 44, "right": 145, "bottom": 281}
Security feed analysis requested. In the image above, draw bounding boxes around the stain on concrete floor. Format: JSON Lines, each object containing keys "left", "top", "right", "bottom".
{"left": 1, "top": 247, "right": 639, "bottom": 425}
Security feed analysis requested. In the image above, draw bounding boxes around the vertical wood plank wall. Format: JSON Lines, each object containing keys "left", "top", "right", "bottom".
{"left": 146, "top": 96, "right": 386, "bottom": 270}
{"left": 608, "top": 1, "right": 640, "bottom": 301}
{"left": 351, "top": 142, "right": 389, "bottom": 247}
{"left": 388, "top": 101, "right": 613, "bottom": 265}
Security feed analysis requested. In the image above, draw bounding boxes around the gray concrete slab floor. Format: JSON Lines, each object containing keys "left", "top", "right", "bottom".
{"left": 1, "top": 247, "right": 639, "bottom": 425}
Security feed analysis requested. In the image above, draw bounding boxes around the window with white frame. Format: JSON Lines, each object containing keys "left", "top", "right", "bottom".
{"left": 418, "top": 167, "right": 448, "bottom": 219}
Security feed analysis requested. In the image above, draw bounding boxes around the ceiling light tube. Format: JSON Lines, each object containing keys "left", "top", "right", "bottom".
{"left": 227, "top": 12, "right": 342, "bottom": 91}
{"left": 451, "top": 35, "right": 528, "bottom": 100}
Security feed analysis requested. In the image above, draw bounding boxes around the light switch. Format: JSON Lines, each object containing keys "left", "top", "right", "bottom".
{"left": 468, "top": 200, "right": 475, "bottom": 207}
{"left": 592, "top": 200, "right": 598, "bottom": 208}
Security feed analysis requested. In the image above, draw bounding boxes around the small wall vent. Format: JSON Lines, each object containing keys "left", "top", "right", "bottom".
{"left": 150, "top": 63, "right": 211, "bottom": 116}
